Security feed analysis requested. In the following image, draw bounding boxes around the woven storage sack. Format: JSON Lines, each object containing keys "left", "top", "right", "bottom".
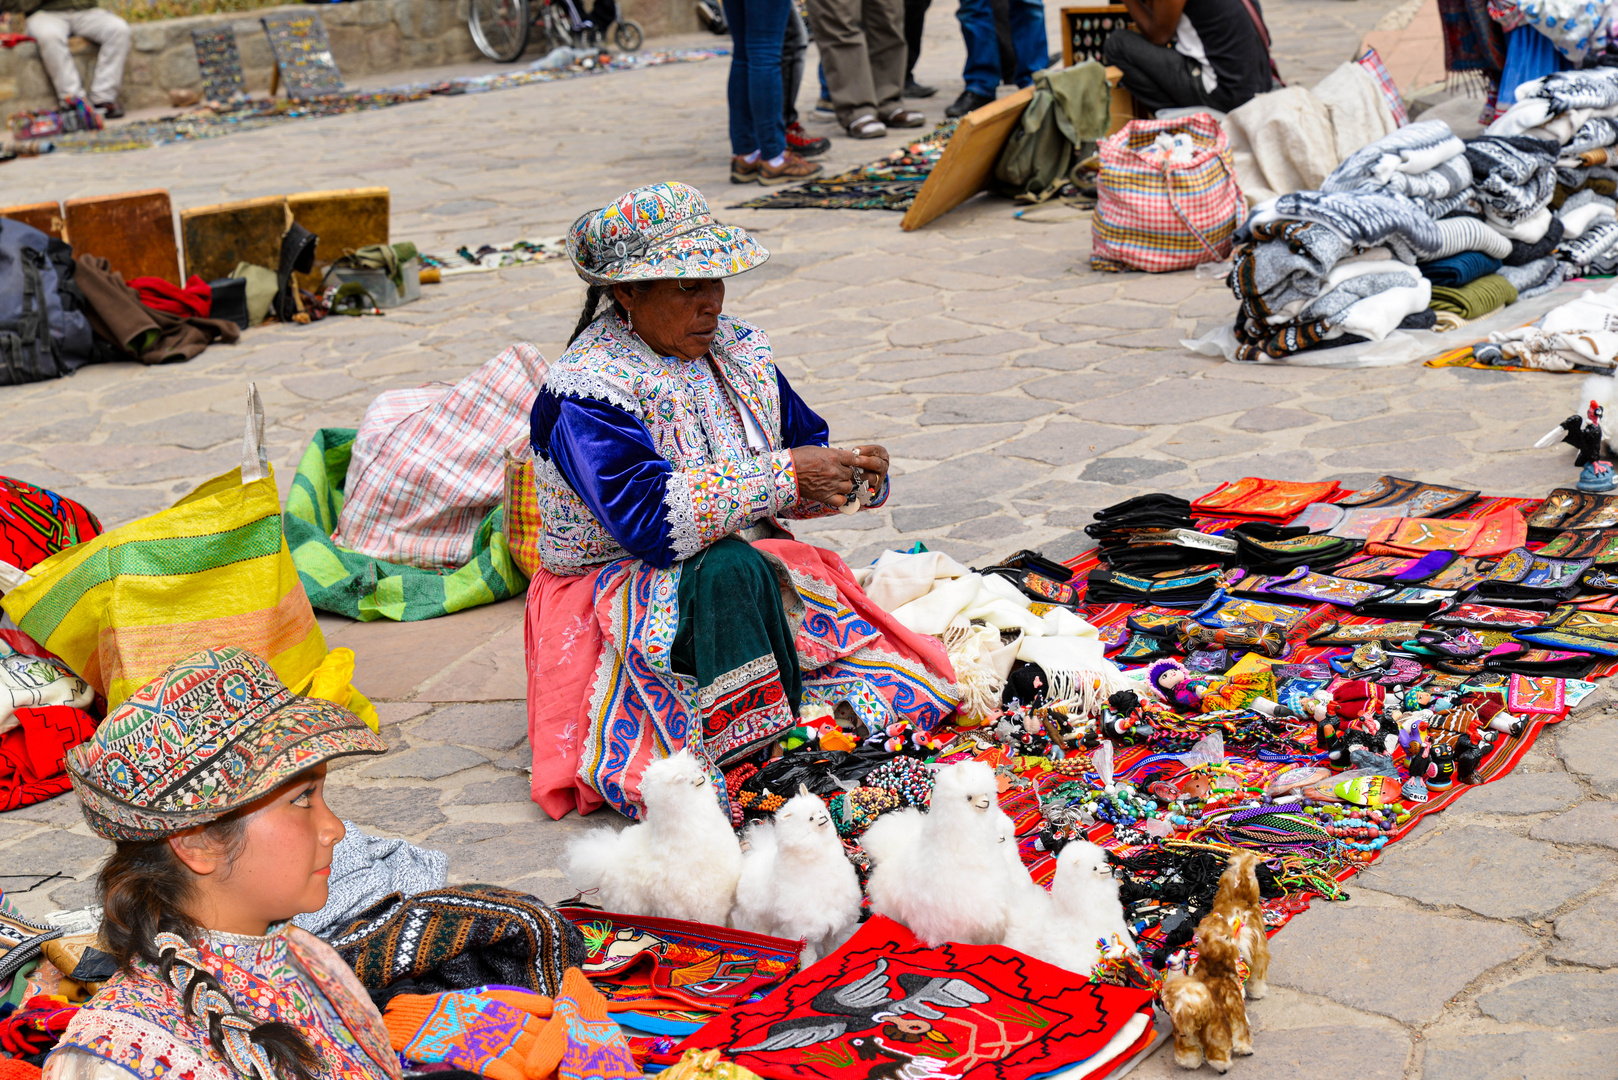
{"left": 1091, "top": 113, "right": 1247, "bottom": 272}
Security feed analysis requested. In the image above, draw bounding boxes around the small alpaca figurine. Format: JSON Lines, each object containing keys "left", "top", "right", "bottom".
{"left": 1003, "top": 840, "right": 1135, "bottom": 977}
{"left": 1211, "top": 849, "right": 1270, "bottom": 1000}
{"left": 1161, "top": 911, "right": 1252, "bottom": 1073}
{"left": 731, "top": 785, "right": 863, "bottom": 965}
{"left": 563, "top": 749, "right": 742, "bottom": 926}
{"left": 996, "top": 809, "right": 1052, "bottom": 950}
{"left": 862, "top": 761, "right": 1011, "bottom": 946}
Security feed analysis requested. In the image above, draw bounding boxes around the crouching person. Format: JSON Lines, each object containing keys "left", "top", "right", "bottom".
{"left": 4, "top": 0, "right": 131, "bottom": 118}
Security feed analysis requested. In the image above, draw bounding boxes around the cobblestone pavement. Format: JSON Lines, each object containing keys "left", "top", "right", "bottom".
{"left": 4, "top": 2, "right": 1617, "bottom": 1076}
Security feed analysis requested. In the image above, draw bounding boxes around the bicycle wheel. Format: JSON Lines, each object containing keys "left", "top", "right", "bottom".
{"left": 543, "top": 3, "right": 575, "bottom": 50}
{"left": 613, "top": 19, "right": 642, "bottom": 50}
{"left": 469, "top": 0, "right": 529, "bottom": 62}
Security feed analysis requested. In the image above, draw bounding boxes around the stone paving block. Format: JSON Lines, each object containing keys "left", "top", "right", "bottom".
{"left": 4, "top": 794, "right": 86, "bottom": 828}
{"left": 1268, "top": 901, "right": 1532, "bottom": 1023}
{"left": 1424, "top": 1032, "right": 1618, "bottom": 1080}
{"left": 901, "top": 456, "right": 1043, "bottom": 504}
{"left": 1131, "top": 1025, "right": 1408, "bottom": 1080}
{"left": 1010, "top": 347, "right": 1112, "bottom": 371}
{"left": 109, "top": 410, "right": 242, "bottom": 450}
{"left": 410, "top": 701, "right": 528, "bottom": 751}
{"left": 917, "top": 395, "right": 1057, "bottom": 427}
{"left": 1479, "top": 971, "right": 1618, "bottom": 1028}
{"left": 892, "top": 500, "right": 1001, "bottom": 533}
{"left": 363, "top": 745, "right": 491, "bottom": 781}
{"left": 1358, "top": 824, "right": 1614, "bottom": 918}
{"left": 948, "top": 516, "right": 1027, "bottom": 541}
{"left": 1551, "top": 894, "right": 1618, "bottom": 968}
{"left": 283, "top": 372, "right": 375, "bottom": 401}
{"left": 0, "top": 830, "right": 112, "bottom": 879}
{"left": 1058, "top": 303, "right": 1170, "bottom": 330}
{"left": 451, "top": 776, "right": 535, "bottom": 806}
{"left": 1463, "top": 771, "right": 1584, "bottom": 815}
{"left": 323, "top": 596, "right": 525, "bottom": 700}
{"left": 1068, "top": 382, "right": 1286, "bottom": 425}
{"left": 1154, "top": 425, "right": 1264, "bottom": 462}
{"left": 1079, "top": 458, "right": 1188, "bottom": 486}
{"left": 993, "top": 421, "right": 1143, "bottom": 466}
{"left": 1021, "top": 372, "right": 1140, "bottom": 404}
{"left": 1302, "top": 393, "right": 1391, "bottom": 422}
{"left": 887, "top": 318, "right": 981, "bottom": 347}
{"left": 1307, "top": 411, "right": 1474, "bottom": 449}
{"left": 48, "top": 877, "right": 101, "bottom": 910}
{"left": 1559, "top": 713, "right": 1618, "bottom": 796}
{"left": 326, "top": 785, "right": 449, "bottom": 835}
{"left": 899, "top": 370, "right": 1035, "bottom": 394}
{"left": 495, "top": 740, "right": 532, "bottom": 773}
{"left": 1530, "top": 801, "right": 1618, "bottom": 849}
{"left": 885, "top": 424, "right": 1025, "bottom": 460}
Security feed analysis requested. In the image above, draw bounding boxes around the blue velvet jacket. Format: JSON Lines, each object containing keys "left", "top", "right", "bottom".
{"left": 528, "top": 311, "right": 885, "bottom": 574}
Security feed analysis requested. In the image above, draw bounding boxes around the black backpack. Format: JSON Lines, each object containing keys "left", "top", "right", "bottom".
{"left": 0, "top": 218, "right": 95, "bottom": 385}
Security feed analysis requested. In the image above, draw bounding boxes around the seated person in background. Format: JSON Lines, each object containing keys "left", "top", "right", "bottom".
{"left": 1, "top": 0, "right": 130, "bottom": 117}
{"left": 1103, "top": 0, "right": 1272, "bottom": 117}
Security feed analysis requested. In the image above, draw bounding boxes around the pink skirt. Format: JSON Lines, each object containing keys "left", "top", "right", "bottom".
{"left": 524, "top": 538, "right": 959, "bottom": 820}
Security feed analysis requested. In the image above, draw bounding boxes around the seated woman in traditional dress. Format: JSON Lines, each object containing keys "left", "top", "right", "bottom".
{"left": 525, "top": 182, "right": 961, "bottom": 820}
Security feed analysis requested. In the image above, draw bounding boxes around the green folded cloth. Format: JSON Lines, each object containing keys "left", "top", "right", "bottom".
{"left": 232, "top": 261, "right": 278, "bottom": 325}
{"left": 284, "top": 428, "right": 526, "bottom": 622}
{"left": 1429, "top": 274, "right": 1519, "bottom": 319}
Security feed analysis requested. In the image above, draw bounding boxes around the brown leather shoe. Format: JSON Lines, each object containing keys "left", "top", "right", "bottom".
{"left": 731, "top": 154, "right": 761, "bottom": 183}
{"left": 759, "top": 151, "right": 823, "bottom": 185}
{"left": 881, "top": 107, "right": 925, "bottom": 128}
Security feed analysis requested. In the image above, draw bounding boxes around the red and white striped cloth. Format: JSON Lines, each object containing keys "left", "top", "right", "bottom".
{"left": 334, "top": 343, "right": 548, "bottom": 570}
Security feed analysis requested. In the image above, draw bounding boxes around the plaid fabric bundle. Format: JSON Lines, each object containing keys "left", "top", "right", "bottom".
{"left": 326, "top": 885, "right": 585, "bottom": 998}
{"left": 1092, "top": 114, "right": 1246, "bottom": 273}
{"left": 1357, "top": 47, "right": 1410, "bottom": 126}
{"left": 334, "top": 343, "right": 549, "bottom": 570}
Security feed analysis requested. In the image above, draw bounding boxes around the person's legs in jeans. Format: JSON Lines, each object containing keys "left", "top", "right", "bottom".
{"left": 863, "top": 0, "right": 906, "bottom": 115}
{"left": 782, "top": 4, "right": 808, "bottom": 125}
{"left": 955, "top": 0, "right": 999, "bottom": 98}
{"left": 807, "top": 0, "right": 877, "bottom": 126}
{"left": 991, "top": 0, "right": 1016, "bottom": 83}
{"left": 72, "top": 9, "right": 131, "bottom": 106}
{"left": 725, "top": 0, "right": 790, "bottom": 158}
{"left": 1005, "top": 0, "right": 1046, "bottom": 86}
{"left": 1102, "top": 27, "right": 1209, "bottom": 115}
{"left": 24, "top": 10, "right": 86, "bottom": 104}
{"left": 903, "top": 0, "right": 930, "bottom": 82}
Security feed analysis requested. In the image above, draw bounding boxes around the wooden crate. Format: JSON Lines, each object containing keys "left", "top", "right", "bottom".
{"left": 900, "top": 87, "right": 1037, "bottom": 232}
{"left": 288, "top": 187, "right": 389, "bottom": 293}
{"left": 62, "top": 190, "right": 180, "bottom": 283}
{"left": 1104, "top": 65, "right": 1143, "bottom": 135}
{"left": 0, "top": 202, "right": 65, "bottom": 239}
{"left": 1062, "top": 4, "right": 1132, "bottom": 68}
{"left": 180, "top": 195, "right": 289, "bottom": 285}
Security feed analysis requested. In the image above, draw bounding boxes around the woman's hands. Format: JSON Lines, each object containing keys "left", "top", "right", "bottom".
{"left": 790, "top": 445, "right": 890, "bottom": 508}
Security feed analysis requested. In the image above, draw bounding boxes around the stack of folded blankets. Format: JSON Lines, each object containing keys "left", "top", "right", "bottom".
{"left": 1084, "top": 495, "right": 1233, "bottom": 606}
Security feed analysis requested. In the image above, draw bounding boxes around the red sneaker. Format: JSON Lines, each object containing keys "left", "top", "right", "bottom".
{"left": 786, "top": 121, "right": 831, "bottom": 157}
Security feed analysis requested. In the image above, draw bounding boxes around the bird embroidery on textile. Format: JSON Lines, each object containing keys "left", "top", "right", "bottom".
{"left": 729, "top": 958, "right": 988, "bottom": 1053}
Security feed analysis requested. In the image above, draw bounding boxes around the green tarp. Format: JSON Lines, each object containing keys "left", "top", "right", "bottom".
{"left": 285, "top": 428, "right": 527, "bottom": 622}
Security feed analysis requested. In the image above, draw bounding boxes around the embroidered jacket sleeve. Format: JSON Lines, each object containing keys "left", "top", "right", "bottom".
{"left": 775, "top": 369, "right": 890, "bottom": 519}
{"left": 535, "top": 392, "right": 798, "bottom": 569}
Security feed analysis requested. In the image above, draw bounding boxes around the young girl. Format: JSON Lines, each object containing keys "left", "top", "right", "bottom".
{"left": 45, "top": 647, "right": 397, "bottom": 1080}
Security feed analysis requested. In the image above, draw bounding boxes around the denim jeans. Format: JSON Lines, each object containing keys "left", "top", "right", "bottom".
{"left": 725, "top": 0, "right": 792, "bottom": 158}
{"left": 956, "top": 0, "right": 1045, "bottom": 97}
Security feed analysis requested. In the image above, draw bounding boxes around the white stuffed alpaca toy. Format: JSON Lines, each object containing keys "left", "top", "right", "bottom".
{"left": 563, "top": 749, "right": 742, "bottom": 926}
{"left": 862, "top": 761, "right": 1012, "bottom": 946}
{"left": 996, "top": 808, "right": 1053, "bottom": 950}
{"left": 731, "top": 785, "right": 862, "bottom": 965}
{"left": 1004, "top": 840, "right": 1136, "bottom": 977}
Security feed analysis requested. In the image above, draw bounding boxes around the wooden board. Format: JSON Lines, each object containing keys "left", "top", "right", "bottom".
{"left": 288, "top": 187, "right": 389, "bottom": 292}
{"left": 62, "top": 190, "right": 180, "bottom": 284}
{"left": 261, "top": 12, "right": 343, "bottom": 100}
{"left": 1104, "top": 64, "right": 1142, "bottom": 135}
{"left": 180, "top": 195, "right": 288, "bottom": 284}
{"left": 0, "top": 202, "right": 64, "bottom": 239}
{"left": 899, "top": 87, "right": 1035, "bottom": 232}
{"left": 1062, "top": 5, "right": 1131, "bottom": 68}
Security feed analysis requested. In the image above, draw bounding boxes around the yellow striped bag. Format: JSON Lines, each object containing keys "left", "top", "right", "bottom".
{"left": 503, "top": 433, "right": 543, "bottom": 579}
{"left": 1, "top": 386, "right": 373, "bottom": 724}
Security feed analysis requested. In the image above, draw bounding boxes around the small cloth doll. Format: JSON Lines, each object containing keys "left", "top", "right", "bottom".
{"left": 1147, "top": 657, "right": 1277, "bottom": 714}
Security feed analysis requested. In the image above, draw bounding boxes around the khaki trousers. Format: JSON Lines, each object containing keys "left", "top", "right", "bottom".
{"left": 805, "top": 0, "right": 905, "bottom": 127}
{"left": 25, "top": 8, "right": 131, "bottom": 105}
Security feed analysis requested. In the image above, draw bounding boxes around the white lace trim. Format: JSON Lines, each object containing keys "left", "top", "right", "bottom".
{"left": 55, "top": 1010, "right": 228, "bottom": 1080}
{"left": 541, "top": 364, "right": 641, "bottom": 415}
{"left": 663, "top": 472, "right": 705, "bottom": 562}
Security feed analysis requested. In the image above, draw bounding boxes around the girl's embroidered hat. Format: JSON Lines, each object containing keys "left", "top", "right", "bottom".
{"left": 66, "top": 647, "right": 386, "bottom": 841}
{"left": 567, "top": 181, "right": 769, "bottom": 285}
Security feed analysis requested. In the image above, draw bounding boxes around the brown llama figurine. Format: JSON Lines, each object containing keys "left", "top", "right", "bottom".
{"left": 1160, "top": 911, "right": 1252, "bottom": 1072}
{"left": 1212, "top": 848, "right": 1270, "bottom": 1000}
